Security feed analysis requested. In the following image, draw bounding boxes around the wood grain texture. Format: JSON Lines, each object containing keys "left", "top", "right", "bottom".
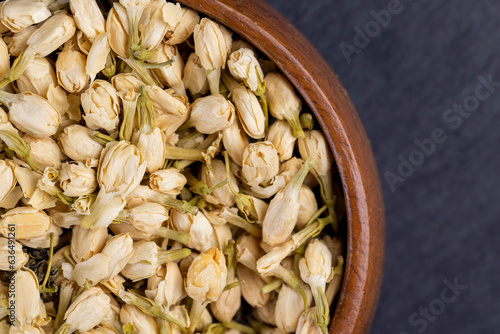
{"left": 176, "top": 0, "right": 386, "bottom": 332}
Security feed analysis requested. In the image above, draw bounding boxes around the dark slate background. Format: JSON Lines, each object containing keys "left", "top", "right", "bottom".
{"left": 265, "top": 0, "right": 499, "bottom": 333}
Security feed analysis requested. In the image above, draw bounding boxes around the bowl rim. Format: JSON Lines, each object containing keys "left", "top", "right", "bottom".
{"left": 176, "top": 0, "right": 386, "bottom": 332}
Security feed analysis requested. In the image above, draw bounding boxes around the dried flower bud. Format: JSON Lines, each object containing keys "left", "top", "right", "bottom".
{"left": 232, "top": 85, "right": 265, "bottom": 139}
{"left": 101, "top": 233, "right": 135, "bottom": 280}
{"left": 171, "top": 210, "right": 218, "bottom": 252}
{"left": 81, "top": 80, "right": 120, "bottom": 132}
{"left": 299, "top": 239, "right": 333, "bottom": 291}
{"left": 123, "top": 241, "right": 191, "bottom": 281}
{"left": 120, "top": 304, "right": 159, "bottom": 333}
{"left": 275, "top": 284, "right": 312, "bottom": 332}
{"left": 254, "top": 301, "right": 276, "bottom": 326}
{"left": 0, "top": 160, "right": 16, "bottom": 203}
{"left": 60, "top": 162, "right": 98, "bottom": 197}
{"left": 4, "top": 25, "right": 36, "bottom": 57}
{"left": 69, "top": 0, "right": 105, "bottom": 41}
{"left": 296, "top": 307, "right": 323, "bottom": 334}
{"left": 63, "top": 287, "right": 112, "bottom": 333}
{"left": 299, "top": 239, "right": 333, "bottom": 333}
{"left": 295, "top": 186, "right": 319, "bottom": 229}
{"left": 193, "top": 18, "right": 227, "bottom": 71}
{"left": 149, "top": 43, "right": 185, "bottom": 95}
{"left": 70, "top": 225, "right": 108, "bottom": 263}
{"left": 242, "top": 142, "right": 280, "bottom": 187}
{"left": 193, "top": 18, "right": 228, "bottom": 94}
{"left": 9, "top": 269, "right": 41, "bottom": 326}
{"left": 26, "top": 12, "right": 76, "bottom": 57}
{"left": 125, "top": 202, "right": 168, "bottom": 233}
{"left": 185, "top": 247, "right": 227, "bottom": 303}
{"left": 138, "top": 0, "right": 169, "bottom": 50}
{"left": 56, "top": 41, "right": 90, "bottom": 93}
{"left": 262, "top": 159, "right": 316, "bottom": 246}
{"left": 106, "top": 3, "right": 129, "bottom": 59}
{"left": 298, "top": 130, "right": 332, "bottom": 177}
{"left": 22, "top": 135, "right": 65, "bottom": 170}
{"left": 235, "top": 234, "right": 265, "bottom": 272}
{"left": 200, "top": 159, "right": 235, "bottom": 207}
{"left": 190, "top": 94, "right": 235, "bottom": 134}
{"left": 86, "top": 32, "right": 111, "bottom": 82}
{"left": 210, "top": 281, "right": 241, "bottom": 323}
{"left": 267, "top": 120, "right": 296, "bottom": 162}
{"left": 0, "top": 0, "right": 51, "bottom": 33}
{"left": 0, "top": 206, "right": 51, "bottom": 240}
{"left": 236, "top": 264, "right": 270, "bottom": 307}
{"left": 184, "top": 52, "right": 209, "bottom": 96}
{"left": 132, "top": 127, "right": 166, "bottom": 173}
{"left": 15, "top": 57, "right": 56, "bottom": 97}
{"left": 98, "top": 140, "right": 147, "bottom": 196}
{"left": 148, "top": 261, "right": 186, "bottom": 307}
{"left": 150, "top": 168, "right": 187, "bottom": 196}
{"left": 58, "top": 124, "right": 105, "bottom": 162}
{"left": 0, "top": 91, "right": 61, "bottom": 138}
{"left": 72, "top": 253, "right": 111, "bottom": 287}
{"left": 228, "top": 48, "right": 264, "bottom": 93}
{"left": 164, "top": 3, "right": 199, "bottom": 45}
{"left": 49, "top": 209, "right": 82, "bottom": 229}
{"left": 144, "top": 85, "right": 189, "bottom": 136}
{"left": 0, "top": 237, "right": 28, "bottom": 271}
{"left": 265, "top": 72, "right": 304, "bottom": 138}
{"left": 222, "top": 119, "right": 249, "bottom": 167}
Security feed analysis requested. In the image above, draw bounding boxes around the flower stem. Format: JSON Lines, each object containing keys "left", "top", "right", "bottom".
{"left": 157, "top": 248, "right": 191, "bottom": 265}
{"left": 0, "top": 52, "right": 35, "bottom": 89}
{"left": 220, "top": 209, "right": 262, "bottom": 238}
{"left": 223, "top": 321, "right": 257, "bottom": 334}
{"left": 39, "top": 233, "right": 57, "bottom": 294}
{"left": 260, "top": 278, "right": 282, "bottom": 294}
{"left": 285, "top": 109, "right": 305, "bottom": 138}
{"left": 91, "top": 131, "right": 117, "bottom": 145}
{"left": 187, "top": 299, "right": 206, "bottom": 334}
{"left": 154, "top": 227, "right": 190, "bottom": 245}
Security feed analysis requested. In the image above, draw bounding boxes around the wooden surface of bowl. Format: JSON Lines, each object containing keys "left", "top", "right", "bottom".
{"left": 176, "top": 0, "right": 386, "bottom": 332}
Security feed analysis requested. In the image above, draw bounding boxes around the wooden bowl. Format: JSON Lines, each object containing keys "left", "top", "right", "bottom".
{"left": 176, "top": 0, "right": 386, "bottom": 332}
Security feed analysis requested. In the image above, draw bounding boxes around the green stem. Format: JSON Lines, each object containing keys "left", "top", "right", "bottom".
{"left": 39, "top": 233, "right": 57, "bottom": 294}
{"left": 91, "top": 131, "right": 117, "bottom": 145}
{"left": 284, "top": 110, "right": 305, "bottom": 138}
{"left": 120, "top": 290, "right": 187, "bottom": 334}
{"left": 312, "top": 286, "right": 329, "bottom": 334}
{"left": 159, "top": 193, "right": 199, "bottom": 215}
{"left": 223, "top": 321, "right": 257, "bottom": 334}
{"left": 187, "top": 299, "right": 206, "bottom": 334}
{"left": 54, "top": 323, "right": 69, "bottom": 334}
{"left": 157, "top": 248, "right": 191, "bottom": 265}
{"left": 222, "top": 151, "right": 257, "bottom": 220}
{"left": 154, "top": 227, "right": 190, "bottom": 245}
{"left": 137, "top": 86, "right": 156, "bottom": 133}
{"left": 63, "top": 250, "right": 76, "bottom": 267}
{"left": 220, "top": 210, "right": 262, "bottom": 238}
{"left": 223, "top": 280, "right": 243, "bottom": 292}
{"left": 260, "top": 278, "right": 282, "bottom": 294}
{"left": 0, "top": 52, "right": 35, "bottom": 89}
{"left": 119, "top": 96, "right": 138, "bottom": 141}
{"left": 0, "top": 129, "right": 38, "bottom": 171}
{"left": 273, "top": 265, "right": 308, "bottom": 312}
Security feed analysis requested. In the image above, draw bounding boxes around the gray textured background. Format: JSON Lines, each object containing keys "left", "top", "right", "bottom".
{"left": 265, "top": 0, "right": 500, "bottom": 333}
